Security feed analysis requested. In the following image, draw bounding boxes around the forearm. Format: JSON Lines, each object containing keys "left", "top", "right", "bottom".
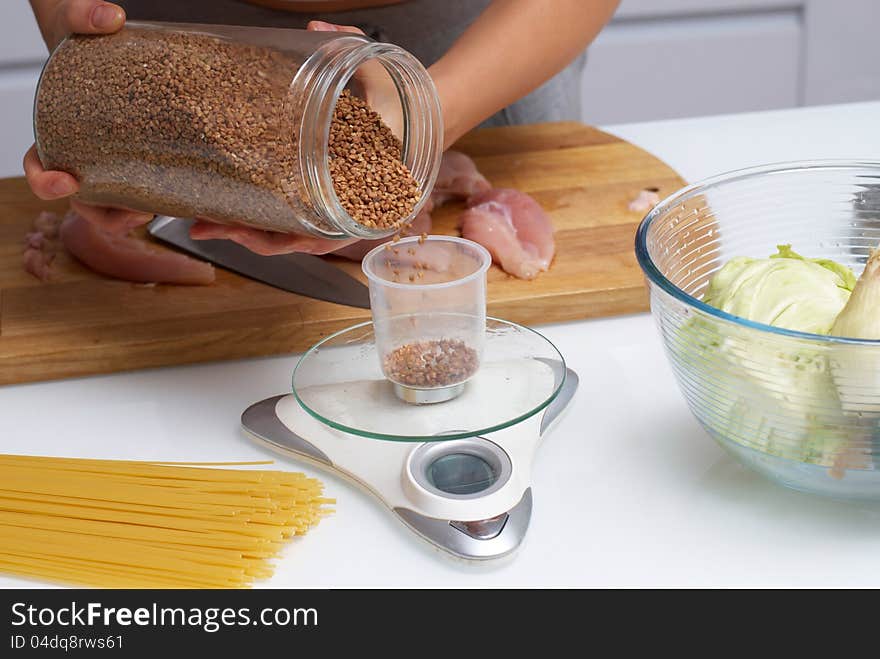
{"left": 429, "top": 0, "right": 619, "bottom": 148}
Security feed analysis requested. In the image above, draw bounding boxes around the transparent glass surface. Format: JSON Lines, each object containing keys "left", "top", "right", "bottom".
{"left": 427, "top": 453, "right": 497, "bottom": 495}
{"left": 636, "top": 160, "right": 880, "bottom": 500}
{"left": 291, "top": 318, "right": 566, "bottom": 441}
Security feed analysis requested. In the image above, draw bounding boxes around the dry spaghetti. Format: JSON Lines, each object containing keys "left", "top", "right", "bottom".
{"left": 0, "top": 454, "right": 333, "bottom": 588}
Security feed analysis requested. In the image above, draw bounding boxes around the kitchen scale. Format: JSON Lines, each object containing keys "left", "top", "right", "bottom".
{"left": 241, "top": 318, "right": 578, "bottom": 561}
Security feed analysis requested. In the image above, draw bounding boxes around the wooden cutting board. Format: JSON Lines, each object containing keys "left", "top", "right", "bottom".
{"left": 0, "top": 122, "right": 684, "bottom": 385}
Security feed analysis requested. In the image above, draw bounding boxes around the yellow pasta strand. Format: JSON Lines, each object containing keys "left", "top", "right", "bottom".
{"left": 0, "top": 454, "right": 333, "bottom": 588}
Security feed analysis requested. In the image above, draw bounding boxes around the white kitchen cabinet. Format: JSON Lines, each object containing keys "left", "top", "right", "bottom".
{"left": 0, "top": 1, "right": 877, "bottom": 178}
{"left": 581, "top": 10, "right": 801, "bottom": 123}
{"left": 582, "top": 0, "right": 880, "bottom": 124}
{"left": 0, "top": 1, "right": 46, "bottom": 63}
{"left": 0, "top": 68, "right": 42, "bottom": 173}
{"left": 0, "top": 3, "right": 47, "bottom": 178}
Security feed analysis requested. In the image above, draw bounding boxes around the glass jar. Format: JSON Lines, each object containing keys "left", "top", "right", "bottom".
{"left": 33, "top": 21, "right": 442, "bottom": 239}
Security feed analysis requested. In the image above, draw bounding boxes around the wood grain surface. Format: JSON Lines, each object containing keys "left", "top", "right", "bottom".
{"left": 0, "top": 122, "right": 685, "bottom": 385}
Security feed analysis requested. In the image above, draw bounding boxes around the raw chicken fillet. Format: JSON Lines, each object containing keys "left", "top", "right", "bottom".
{"left": 21, "top": 211, "right": 62, "bottom": 282}
{"left": 460, "top": 189, "right": 555, "bottom": 280}
{"left": 431, "top": 150, "right": 492, "bottom": 205}
{"left": 59, "top": 211, "right": 215, "bottom": 285}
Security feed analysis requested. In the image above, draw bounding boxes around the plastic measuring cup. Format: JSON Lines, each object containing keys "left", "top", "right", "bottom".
{"left": 362, "top": 236, "right": 492, "bottom": 403}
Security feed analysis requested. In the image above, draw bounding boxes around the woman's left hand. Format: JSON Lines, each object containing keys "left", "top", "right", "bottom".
{"left": 189, "top": 220, "right": 358, "bottom": 256}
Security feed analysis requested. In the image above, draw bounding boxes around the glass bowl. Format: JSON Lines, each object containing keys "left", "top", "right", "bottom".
{"left": 636, "top": 160, "right": 880, "bottom": 500}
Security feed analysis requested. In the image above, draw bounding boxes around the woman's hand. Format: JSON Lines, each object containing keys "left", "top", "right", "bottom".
{"left": 25, "top": 1, "right": 126, "bottom": 210}
{"left": 189, "top": 220, "right": 358, "bottom": 256}
{"left": 190, "top": 20, "right": 367, "bottom": 256}
{"left": 23, "top": 144, "right": 79, "bottom": 201}
{"left": 30, "top": 0, "right": 125, "bottom": 51}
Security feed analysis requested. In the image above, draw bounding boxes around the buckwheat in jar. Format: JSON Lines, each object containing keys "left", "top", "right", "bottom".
{"left": 33, "top": 22, "right": 442, "bottom": 239}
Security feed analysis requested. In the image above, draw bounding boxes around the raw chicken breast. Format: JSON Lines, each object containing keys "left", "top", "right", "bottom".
{"left": 25, "top": 231, "right": 47, "bottom": 250}
{"left": 432, "top": 150, "right": 491, "bottom": 206}
{"left": 459, "top": 189, "right": 555, "bottom": 280}
{"left": 22, "top": 242, "right": 56, "bottom": 282}
{"left": 22, "top": 212, "right": 62, "bottom": 282}
{"left": 33, "top": 210, "right": 62, "bottom": 239}
{"left": 628, "top": 188, "right": 660, "bottom": 212}
{"left": 60, "top": 211, "right": 215, "bottom": 285}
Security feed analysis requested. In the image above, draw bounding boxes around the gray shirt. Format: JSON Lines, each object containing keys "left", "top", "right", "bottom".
{"left": 117, "top": 0, "right": 585, "bottom": 129}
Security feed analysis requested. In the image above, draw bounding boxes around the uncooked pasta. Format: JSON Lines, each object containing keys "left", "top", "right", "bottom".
{"left": 0, "top": 454, "right": 333, "bottom": 588}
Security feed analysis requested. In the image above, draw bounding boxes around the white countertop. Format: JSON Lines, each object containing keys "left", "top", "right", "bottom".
{"left": 3, "top": 102, "right": 880, "bottom": 588}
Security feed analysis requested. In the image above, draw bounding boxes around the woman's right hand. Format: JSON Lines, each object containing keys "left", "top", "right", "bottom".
{"left": 25, "top": 0, "right": 126, "bottom": 203}
{"left": 32, "top": 0, "right": 126, "bottom": 51}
